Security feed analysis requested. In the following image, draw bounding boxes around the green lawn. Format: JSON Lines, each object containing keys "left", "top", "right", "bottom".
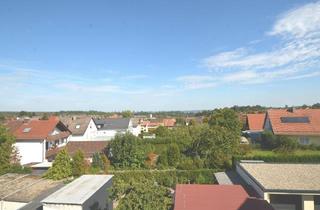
{"left": 249, "top": 149, "right": 320, "bottom": 156}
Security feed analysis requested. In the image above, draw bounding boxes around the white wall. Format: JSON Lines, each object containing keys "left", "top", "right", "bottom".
{"left": 43, "top": 204, "right": 82, "bottom": 210}
{"left": 15, "top": 140, "right": 44, "bottom": 165}
{"left": 0, "top": 200, "right": 27, "bottom": 210}
{"left": 69, "top": 119, "right": 98, "bottom": 141}
{"left": 130, "top": 125, "right": 141, "bottom": 137}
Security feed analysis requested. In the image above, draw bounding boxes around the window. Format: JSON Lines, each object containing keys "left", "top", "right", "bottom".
{"left": 76, "top": 124, "right": 80, "bottom": 129}
{"left": 299, "top": 136, "right": 310, "bottom": 145}
{"left": 23, "top": 128, "right": 31, "bottom": 133}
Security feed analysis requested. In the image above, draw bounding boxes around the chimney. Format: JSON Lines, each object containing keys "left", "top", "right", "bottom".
{"left": 287, "top": 107, "right": 295, "bottom": 113}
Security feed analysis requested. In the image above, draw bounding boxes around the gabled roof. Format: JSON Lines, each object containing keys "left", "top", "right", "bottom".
{"left": 61, "top": 117, "right": 92, "bottom": 136}
{"left": 163, "top": 118, "right": 176, "bottom": 127}
{"left": 94, "top": 118, "right": 130, "bottom": 130}
{"left": 7, "top": 117, "right": 70, "bottom": 140}
{"left": 174, "top": 184, "right": 273, "bottom": 210}
{"left": 246, "top": 113, "right": 266, "bottom": 131}
{"left": 266, "top": 109, "right": 320, "bottom": 136}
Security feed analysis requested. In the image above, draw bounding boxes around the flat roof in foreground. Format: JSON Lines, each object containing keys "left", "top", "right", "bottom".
{"left": 42, "top": 175, "right": 113, "bottom": 205}
{"left": 0, "top": 173, "right": 63, "bottom": 203}
{"left": 238, "top": 162, "right": 320, "bottom": 193}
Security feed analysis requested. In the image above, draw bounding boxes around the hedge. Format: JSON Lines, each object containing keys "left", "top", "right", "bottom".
{"left": 233, "top": 154, "right": 320, "bottom": 165}
{"left": 111, "top": 169, "right": 219, "bottom": 188}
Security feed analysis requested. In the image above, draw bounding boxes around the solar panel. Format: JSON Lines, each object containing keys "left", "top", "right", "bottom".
{"left": 280, "top": 117, "right": 310, "bottom": 123}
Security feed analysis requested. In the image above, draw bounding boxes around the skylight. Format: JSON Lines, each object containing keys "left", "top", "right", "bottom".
{"left": 23, "top": 128, "right": 32, "bottom": 133}
{"left": 280, "top": 117, "right": 310, "bottom": 123}
{"left": 76, "top": 125, "right": 81, "bottom": 129}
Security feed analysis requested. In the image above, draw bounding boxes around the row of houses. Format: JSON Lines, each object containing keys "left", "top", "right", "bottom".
{"left": 244, "top": 108, "right": 320, "bottom": 145}
{"left": 4, "top": 116, "right": 140, "bottom": 165}
{"left": 174, "top": 161, "right": 320, "bottom": 210}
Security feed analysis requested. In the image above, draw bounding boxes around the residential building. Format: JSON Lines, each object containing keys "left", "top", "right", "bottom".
{"left": 264, "top": 108, "right": 320, "bottom": 145}
{"left": 5, "top": 116, "right": 71, "bottom": 165}
{"left": 243, "top": 113, "right": 266, "bottom": 143}
{"left": 236, "top": 161, "right": 320, "bottom": 210}
{"left": 174, "top": 184, "right": 273, "bottom": 210}
{"left": 61, "top": 116, "right": 98, "bottom": 141}
{"left": 94, "top": 118, "right": 134, "bottom": 140}
{"left": 42, "top": 175, "right": 113, "bottom": 210}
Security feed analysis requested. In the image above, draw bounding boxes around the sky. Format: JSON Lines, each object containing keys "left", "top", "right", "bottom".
{"left": 0, "top": 0, "right": 320, "bottom": 111}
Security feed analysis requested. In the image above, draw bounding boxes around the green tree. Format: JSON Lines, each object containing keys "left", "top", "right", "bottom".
{"left": 157, "top": 151, "right": 168, "bottom": 168}
{"left": 191, "top": 126, "right": 240, "bottom": 168}
{"left": 45, "top": 149, "right": 72, "bottom": 180}
{"left": 121, "top": 110, "right": 133, "bottom": 118}
{"left": 167, "top": 143, "right": 180, "bottom": 167}
{"left": 40, "top": 113, "right": 49, "bottom": 120}
{"left": 274, "top": 136, "right": 298, "bottom": 154}
{"left": 101, "top": 154, "right": 111, "bottom": 173}
{"left": 154, "top": 126, "right": 170, "bottom": 138}
{"left": 72, "top": 150, "right": 86, "bottom": 177}
{"left": 208, "top": 108, "right": 241, "bottom": 133}
{"left": 0, "top": 126, "right": 15, "bottom": 174}
{"left": 107, "top": 133, "right": 144, "bottom": 168}
{"left": 111, "top": 177, "right": 172, "bottom": 210}
{"left": 92, "top": 152, "right": 103, "bottom": 169}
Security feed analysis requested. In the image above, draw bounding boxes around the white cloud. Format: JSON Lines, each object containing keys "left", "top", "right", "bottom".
{"left": 196, "top": 1, "right": 320, "bottom": 87}
{"left": 177, "top": 75, "right": 217, "bottom": 89}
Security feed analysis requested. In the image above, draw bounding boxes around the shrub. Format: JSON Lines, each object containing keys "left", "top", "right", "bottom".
{"left": 44, "top": 149, "right": 72, "bottom": 180}
{"left": 274, "top": 136, "right": 298, "bottom": 154}
{"left": 72, "top": 150, "right": 86, "bottom": 177}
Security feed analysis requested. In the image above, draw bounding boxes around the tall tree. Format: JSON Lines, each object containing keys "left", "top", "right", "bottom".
{"left": 72, "top": 150, "right": 86, "bottom": 177}
{"left": 0, "top": 126, "right": 15, "bottom": 174}
{"left": 107, "top": 133, "right": 144, "bottom": 168}
{"left": 121, "top": 110, "right": 133, "bottom": 118}
{"left": 45, "top": 149, "right": 72, "bottom": 180}
{"left": 208, "top": 108, "right": 241, "bottom": 133}
{"left": 167, "top": 143, "right": 180, "bottom": 167}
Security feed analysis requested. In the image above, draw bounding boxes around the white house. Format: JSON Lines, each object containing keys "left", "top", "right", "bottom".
{"left": 61, "top": 117, "right": 98, "bottom": 141}
{"left": 42, "top": 175, "right": 113, "bottom": 210}
{"left": 94, "top": 118, "right": 138, "bottom": 140}
{"left": 5, "top": 117, "right": 71, "bottom": 165}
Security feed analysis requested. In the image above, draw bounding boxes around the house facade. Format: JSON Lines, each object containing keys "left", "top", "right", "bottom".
{"left": 5, "top": 117, "right": 71, "bottom": 165}
{"left": 61, "top": 117, "right": 98, "bottom": 141}
{"left": 94, "top": 118, "right": 135, "bottom": 140}
{"left": 263, "top": 108, "right": 320, "bottom": 145}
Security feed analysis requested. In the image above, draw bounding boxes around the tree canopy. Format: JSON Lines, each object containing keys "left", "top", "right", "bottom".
{"left": 0, "top": 126, "right": 15, "bottom": 174}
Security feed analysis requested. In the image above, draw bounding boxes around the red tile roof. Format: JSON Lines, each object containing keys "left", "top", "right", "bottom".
{"left": 267, "top": 109, "right": 320, "bottom": 136}
{"left": 174, "top": 184, "right": 273, "bottom": 210}
{"left": 247, "top": 113, "right": 266, "bottom": 131}
{"left": 163, "top": 118, "right": 176, "bottom": 127}
{"left": 8, "top": 116, "right": 70, "bottom": 140}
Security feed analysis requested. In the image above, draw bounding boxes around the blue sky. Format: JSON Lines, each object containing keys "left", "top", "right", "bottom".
{"left": 0, "top": 0, "right": 319, "bottom": 111}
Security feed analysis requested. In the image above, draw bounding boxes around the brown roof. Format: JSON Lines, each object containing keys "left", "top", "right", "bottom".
{"left": 46, "top": 141, "right": 108, "bottom": 158}
{"left": 61, "top": 117, "right": 92, "bottom": 136}
{"left": 174, "top": 184, "right": 273, "bottom": 210}
{"left": 163, "top": 118, "right": 176, "bottom": 127}
{"left": 247, "top": 113, "right": 265, "bottom": 131}
{"left": 267, "top": 109, "right": 320, "bottom": 136}
{"left": 6, "top": 116, "right": 71, "bottom": 141}
{"left": 4, "top": 120, "right": 24, "bottom": 133}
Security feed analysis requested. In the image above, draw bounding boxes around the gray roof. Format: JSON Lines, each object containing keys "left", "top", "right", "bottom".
{"left": 0, "top": 173, "right": 63, "bottom": 203}
{"left": 238, "top": 162, "right": 320, "bottom": 193}
{"left": 61, "top": 117, "right": 92, "bottom": 136}
{"left": 42, "top": 175, "right": 113, "bottom": 205}
{"left": 94, "top": 118, "right": 130, "bottom": 130}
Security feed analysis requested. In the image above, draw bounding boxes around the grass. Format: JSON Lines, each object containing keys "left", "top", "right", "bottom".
{"left": 249, "top": 149, "right": 320, "bottom": 156}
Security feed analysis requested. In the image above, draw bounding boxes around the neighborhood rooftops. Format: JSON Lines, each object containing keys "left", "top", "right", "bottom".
{"left": 94, "top": 118, "right": 130, "bottom": 130}
{"left": 237, "top": 162, "right": 320, "bottom": 193}
{"left": 61, "top": 116, "right": 92, "bottom": 136}
{"left": 246, "top": 113, "right": 266, "bottom": 131}
{"left": 266, "top": 108, "right": 320, "bottom": 136}
{"left": 42, "top": 175, "right": 113, "bottom": 205}
{"left": 174, "top": 184, "right": 273, "bottom": 210}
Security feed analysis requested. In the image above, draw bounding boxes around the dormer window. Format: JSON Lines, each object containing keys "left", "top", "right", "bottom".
{"left": 23, "top": 128, "right": 31, "bottom": 133}
{"left": 76, "top": 125, "right": 81, "bottom": 129}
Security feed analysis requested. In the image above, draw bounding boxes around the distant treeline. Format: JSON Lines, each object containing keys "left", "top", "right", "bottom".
{"left": 1, "top": 103, "right": 319, "bottom": 119}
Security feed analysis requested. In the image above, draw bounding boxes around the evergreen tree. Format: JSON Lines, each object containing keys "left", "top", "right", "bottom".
{"left": 92, "top": 152, "right": 103, "bottom": 169}
{"left": 72, "top": 150, "right": 86, "bottom": 177}
{"left": 45, "top": 149, "right": 72, "bottom": 180}
{"left": 0, "top": 126, "right": 15, "bottom": 174}
{"left": 167, "top": 143, "right": 180, "bottom": 167}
